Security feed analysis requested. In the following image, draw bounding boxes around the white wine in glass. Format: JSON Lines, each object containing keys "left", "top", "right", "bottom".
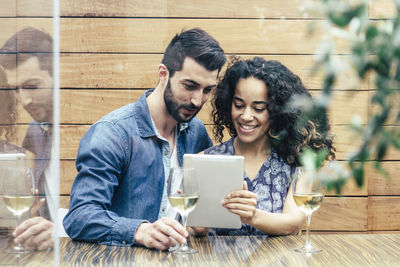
{"left": 0, "top": 164, "right": 35, "bottom": 254}
{"left": 167, "top": 167, "right": 200, "bottom": 254}
{"left": 292, "top": 167, "right": 324, "bottom": 254}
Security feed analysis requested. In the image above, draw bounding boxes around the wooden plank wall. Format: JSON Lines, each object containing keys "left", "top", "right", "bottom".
{"left": 1, "top": 0, "right": 399, "bottom": 233}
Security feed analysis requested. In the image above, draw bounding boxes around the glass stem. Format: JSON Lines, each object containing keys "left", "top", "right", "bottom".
{"left": 181, "top": 213, "right": 188, "bottom": 247}
{"left": 14, "top": 213, "right": 23, "bottom": 248}
{"left": 305, "top": 212, "right": 312, "bottom": 247}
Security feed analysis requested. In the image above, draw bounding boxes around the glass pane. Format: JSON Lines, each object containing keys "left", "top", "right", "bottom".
{"left": 0, "top": 0, "right": 58, "bottom": 263}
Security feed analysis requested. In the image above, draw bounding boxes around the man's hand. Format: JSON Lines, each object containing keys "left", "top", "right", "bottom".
{"left": 13, "top": 216, "right": 54, "bottom": 251}
{"left": 134, "top": 217, "right": 188, "bottom": 250}
{"left": 30, "top": 191, "right": 45, "bottom": 217}
{"left": 221, "top": 181, "right": 258, "bottom": 224}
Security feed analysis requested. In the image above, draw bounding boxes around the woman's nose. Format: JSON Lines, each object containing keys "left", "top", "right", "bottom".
{"left": 241, "top": 108, "right": 253, "bottom": 121}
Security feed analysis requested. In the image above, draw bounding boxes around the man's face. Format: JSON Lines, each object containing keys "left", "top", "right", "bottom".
{"left": 164, "top": 57, "right": 218, "bottom": 123}
{"left": 5, "top": 57, "right": 53, "bottom": 123}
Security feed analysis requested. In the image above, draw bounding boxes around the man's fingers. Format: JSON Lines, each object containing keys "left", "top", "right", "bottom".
{"left": 134, "top": 218, "right": 189, "bottom": 250}
{"left": 14, "top": 217, "right": 53, "bottom": 244}
{"left": 13, "top": 217, "right": 40, "bottom": 237}
{"left": 22, "top": 228, "right": 53, "bottom": 250}
{"left": 160, "top": 217, "right": 188, "bottom": 239}
{"left": 30, "top": 198, "right": 46, "bottom": 217}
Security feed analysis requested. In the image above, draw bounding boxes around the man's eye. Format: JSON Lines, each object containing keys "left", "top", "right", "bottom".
{"left": 184, "top": 84, "right": 196, "bottom": 90}
{"left": 203, "top": 88, "right": 212, "bottom": 94}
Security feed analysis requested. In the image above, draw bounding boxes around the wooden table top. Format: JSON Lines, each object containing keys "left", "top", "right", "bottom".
{"left": 1, "top": 234, "right": 399, "bottom": 266}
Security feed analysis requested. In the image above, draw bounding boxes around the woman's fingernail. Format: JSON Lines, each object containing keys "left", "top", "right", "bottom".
{"left": 14, "top": 238, "right": 20, "bottom": 244}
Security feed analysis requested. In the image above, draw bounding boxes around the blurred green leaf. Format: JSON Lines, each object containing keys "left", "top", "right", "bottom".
{"left": 366, "top": 25, "right": 379, "bottom": 41}
{"left": 352, "top": 165, "right": 364, "bottom": 187}
{"left": 328, "top": 4, "right": 365, "bottom": 28}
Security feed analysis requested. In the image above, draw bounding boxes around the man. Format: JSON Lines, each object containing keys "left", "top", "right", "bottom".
{"left": 63, "top": 28, "right": 226, "bottom": 250}
{"left": 0, "top": 27, "right": 55, "bottom": 250}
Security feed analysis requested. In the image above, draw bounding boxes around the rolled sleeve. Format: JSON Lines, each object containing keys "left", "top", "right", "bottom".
{"left": 105, "top": 217, "right": 148, "bottom": 246}
{"left": 64, "top": 121, "right": 137, "bottom": 246}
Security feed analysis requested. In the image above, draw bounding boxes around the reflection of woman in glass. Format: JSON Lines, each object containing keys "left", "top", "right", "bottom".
{"left": 0, "top": 69, "right": 23, "bottom": 153}
{"left": 206, "top": 57, "right": 335, "bottom": 236}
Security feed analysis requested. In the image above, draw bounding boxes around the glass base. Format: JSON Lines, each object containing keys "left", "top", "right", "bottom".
{"left": 6, "top": 244, "right": 30, "bottom": 254}
{"left": 170, "top": 245, "right": 197, "bottom": 254}
{"left": 294, "top": 244, "right": 322, "bottom": 254}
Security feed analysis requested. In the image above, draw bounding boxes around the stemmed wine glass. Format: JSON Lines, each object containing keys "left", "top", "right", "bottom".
{"left": 167, "top": 167, "right": 200, "bottom": 254}
{"left": 0, "top": 165, "right": 35, "bottom": 254}
{"left": 292, "top": 167, "right": 324, "bottom": 254}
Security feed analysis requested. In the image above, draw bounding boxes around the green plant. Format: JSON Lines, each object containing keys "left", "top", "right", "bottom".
{"left": 302, "top": 0, "right": 400, "bottom": 192}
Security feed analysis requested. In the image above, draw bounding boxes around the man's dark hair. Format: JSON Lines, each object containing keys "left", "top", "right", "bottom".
{"left": 161, "top": 28, "right": 226, "bottom": 77}
{"left": 0, "top": 27, "right": 53, "bottom": 76}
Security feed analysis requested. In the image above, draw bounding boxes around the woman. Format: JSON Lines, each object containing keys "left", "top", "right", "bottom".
{"left": 0, "top": 68, "right": 24, "bottom": 153}
{"left": 205, "top": 57, "right": 335, "bottom": 235}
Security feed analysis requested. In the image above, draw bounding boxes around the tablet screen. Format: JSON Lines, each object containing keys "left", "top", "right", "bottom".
{"left": 184, "top": 154, "right": 244, "bottom": 229}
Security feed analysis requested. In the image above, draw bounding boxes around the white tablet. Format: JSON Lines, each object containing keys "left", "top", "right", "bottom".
{"left": 0, "top": 153, "right": 26, "bottom": 168}
{"left": 184, "top": 153, "right": 244, "bottom": 229}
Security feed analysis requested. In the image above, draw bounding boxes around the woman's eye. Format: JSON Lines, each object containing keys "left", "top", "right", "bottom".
{"left": 254, "top": 107, "right": 266, "bottom": 112}
{"left": 234, "top": 103, "right": 244, "bottom": 109}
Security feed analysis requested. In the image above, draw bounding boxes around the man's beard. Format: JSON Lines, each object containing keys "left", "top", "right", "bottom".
{"left": 163, "top": 80, "right": 200, "bottom": 123}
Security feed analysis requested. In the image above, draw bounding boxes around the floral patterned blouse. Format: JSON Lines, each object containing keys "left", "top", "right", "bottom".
{"left": 205, "top": 137, "right": 295, "bottom": 236}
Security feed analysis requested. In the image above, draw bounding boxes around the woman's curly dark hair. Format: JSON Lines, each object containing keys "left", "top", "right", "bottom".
{"left": 0, "top": 69, "right": 17, "bottom": 141}
{"left": 212, "top": 56, "right": 335, "bottom": 166}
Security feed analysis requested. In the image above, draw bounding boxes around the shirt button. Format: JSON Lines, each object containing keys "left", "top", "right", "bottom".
{"left": 164, "top": 151, "right": 168, "bottom": 156}
{"left": 162, "top": 207, "right": 166, "bottom": 212}
{"left": 122, "top": 241, "right": 126, "bottom": 245}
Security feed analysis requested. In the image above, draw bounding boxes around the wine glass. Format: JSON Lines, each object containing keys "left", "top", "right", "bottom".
{"left": 292, "top": 167, "right": 324, "bottom": 254}
{"left": 0, "top": 166, "right": 35, "bottom": 253}
{"left": 167, "top": 167, "right": 200, "bottom": 254}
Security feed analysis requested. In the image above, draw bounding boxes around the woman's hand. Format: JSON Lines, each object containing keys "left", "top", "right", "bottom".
{"left": 221, "top": 181, "right": 257, "bottom": 224}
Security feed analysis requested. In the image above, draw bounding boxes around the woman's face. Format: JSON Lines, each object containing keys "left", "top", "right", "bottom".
{"left": 231, "top": 77, "right": 270, "bottom": 145}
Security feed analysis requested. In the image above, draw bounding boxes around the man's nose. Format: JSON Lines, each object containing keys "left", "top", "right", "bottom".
{"left": 190, "top": 90, "right": 203, "bottom": 108}
{"left": 17, "top": 90, "right": 33, "bottom": 107}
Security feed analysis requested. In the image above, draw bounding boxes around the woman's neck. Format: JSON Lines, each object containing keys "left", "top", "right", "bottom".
{"left": 233, "top": 136, "right": 270, "bottom": 157}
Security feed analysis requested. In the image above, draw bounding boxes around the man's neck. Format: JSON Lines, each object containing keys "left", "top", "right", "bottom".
{"left": 146, "top": 86, "right": 177, "bottom": 140}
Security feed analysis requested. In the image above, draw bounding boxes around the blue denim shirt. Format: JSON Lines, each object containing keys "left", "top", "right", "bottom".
{"left": 63, "top": 90, "right": 212, "bottom": 246}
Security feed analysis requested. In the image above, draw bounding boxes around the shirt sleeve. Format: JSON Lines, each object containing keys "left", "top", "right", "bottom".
{"left": 63, "top": 121, "right": 146, "bottom": 246}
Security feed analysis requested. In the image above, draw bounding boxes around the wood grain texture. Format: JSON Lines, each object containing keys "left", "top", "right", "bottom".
{"left": 367, "top": 162, "right": 400, "bottom": 196}
{"left": 2, "top": 235, "right": 400, "bottom": 266}
{"left": 369, "top": 0, "right": 396, "bottom": 19}
{"left": 2, "top": 1, "right": 395, "bottom": 19}
{"left": 59, "top": 18, "right": 350, "bottom": 54}
{"left": 14, "top": 89, "right": 369, "bottom": 127}
{"left": 60, "top": 54, "right": 370, "bottom": 90}
{"left": 310, "top": 197, "right": 368, "bottom": 231}
{"left": 61, "top": 0, "right": 316, "bottom": 18}
{"left": 0, "top": 0, "right": 16, "bottom": 17}
{"left": 368, "top": 197, "right": 400, "bottom": 230}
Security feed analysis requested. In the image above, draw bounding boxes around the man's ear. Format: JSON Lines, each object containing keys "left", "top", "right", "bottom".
{"left": 158, "top": 64, "right": 169, "bottom": 82}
